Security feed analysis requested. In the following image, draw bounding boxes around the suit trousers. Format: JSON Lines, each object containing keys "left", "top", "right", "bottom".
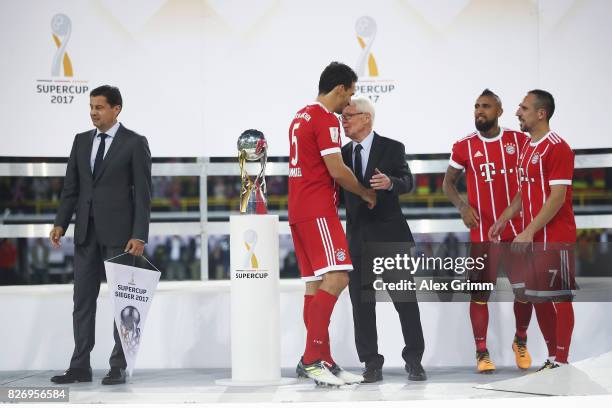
{"left": 70, "top": 217, "right": 131, "bottom": 369}
{"left": 348, "top": 256, "right": 425, "bottom": 369}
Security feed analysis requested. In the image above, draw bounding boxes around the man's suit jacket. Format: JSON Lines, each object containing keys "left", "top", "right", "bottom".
{"left": 55, "top": 124, "right": 152, "bottom": 246}
{"left": 342, "top": 132, "right": 414, "bottom": 257}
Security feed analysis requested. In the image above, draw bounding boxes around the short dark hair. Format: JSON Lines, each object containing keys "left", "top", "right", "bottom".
{"left": 479, "top": 88, "right": 502, "bottom": 106}
{"left": 90, "top": 85, "right": 123, "bottom": 108}
{"left": 528, "top": 89, "right": 555, "bottom": 120}
{"left": 318, "top": 62, "right": 357, "bottom": 95}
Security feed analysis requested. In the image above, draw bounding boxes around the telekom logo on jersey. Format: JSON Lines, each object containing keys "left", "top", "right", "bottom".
{"left": 479, "top": 163, "right": 496, "bottom": 183}
{"left": 478, "top": 162, "right": 516, "bottom": 183}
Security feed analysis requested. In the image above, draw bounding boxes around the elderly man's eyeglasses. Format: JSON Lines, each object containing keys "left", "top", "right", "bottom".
{"left": 341, "top": 112, "right": 366, "bottom": 121}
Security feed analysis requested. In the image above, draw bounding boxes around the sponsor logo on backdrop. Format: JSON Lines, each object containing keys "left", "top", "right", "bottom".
{"left": 35, "top": 14, "right": 89, "bottom": 104}
{"left": 353, "top": 16, "right": 396, "bottom": 103}
{"left": 235, "top": 229, "right": 269, "bottom": 279}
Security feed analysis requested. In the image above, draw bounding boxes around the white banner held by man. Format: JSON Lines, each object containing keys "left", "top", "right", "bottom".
{"left": 105, "top": 255, "right": 161, "bottom": 377}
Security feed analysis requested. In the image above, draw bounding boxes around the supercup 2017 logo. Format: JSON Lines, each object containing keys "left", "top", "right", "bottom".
{"left": 234, "top": 229, "right": 269, "bottom": 279}
{"left": 243, "top": 229, "right": 259, "bottom": 269}
{"left": 35, "top": 14, "right": 89, "bottom": 104}
{"left": 353, "top": 16, "right": 396, "bottom": 103}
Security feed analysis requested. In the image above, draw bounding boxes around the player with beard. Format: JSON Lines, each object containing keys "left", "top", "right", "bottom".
{"left": 490, "top": 90, "right": 576, "bottom": 370}
{"left": 443, "top": 89, "right": 545, "bottom": 373}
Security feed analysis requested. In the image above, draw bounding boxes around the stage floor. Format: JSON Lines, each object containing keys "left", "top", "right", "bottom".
{"left": 1, "top": 367, "right": 536, "bottom": 404}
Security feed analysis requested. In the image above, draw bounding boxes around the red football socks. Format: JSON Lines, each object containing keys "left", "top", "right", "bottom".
{"left": 303, "top": 294, "right": 314, "bottom": 328}
{"left": 554, "top": 301, "right": 574, "bottom": 364}
{"left": 303, "top": 289, "right": 338, "bottom": 365}
{"left": 513, "top": 300, "right": 533, "bottom": 340}
{"left": 470, "top": 301, "right": 489, "bottom": 352}
{"left": 534, "top": 301, "right": 557, "bottom": 357}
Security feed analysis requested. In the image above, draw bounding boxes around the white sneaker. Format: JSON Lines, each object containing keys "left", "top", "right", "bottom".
{"left": 329, "top": 363, "right": 364, "bottom": 384}
{"left": 299, "top": 359, "right": 345, "bottom": 387}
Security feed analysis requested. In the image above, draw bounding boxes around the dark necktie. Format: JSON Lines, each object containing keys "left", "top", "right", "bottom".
{"left": 354, "top": 144, "right": 364, "bottom": 184}
{"left": 93, "top": 133, "right": 108, "bottom": 176}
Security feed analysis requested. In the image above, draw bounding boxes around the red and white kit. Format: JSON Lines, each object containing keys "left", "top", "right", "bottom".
{"left": 450, "top": 129, "right": 530, "bottom": 243}
{"left": 288, "top": 102, "right": 352, "bottom": 281}
{"left": 450, "top": 129, "right": 530, "bottom": 285}
{"left": 518, "top": 131, "right": 576, "bottom": 297}
{"left": 517, "top": 131, "right": 576, "bottom": 243}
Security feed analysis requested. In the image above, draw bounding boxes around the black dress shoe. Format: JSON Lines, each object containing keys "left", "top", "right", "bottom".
{"left": 362, "top": 366, "right": 383, "bottom": 383}
{"left": 50, "top": 368, "right": 92, "bottom": 384}
{"left": 101, "top": 368, "right": 126, "bottom": 385}
{"left": 405, "top": 362, "right": 427, "bottom": 381}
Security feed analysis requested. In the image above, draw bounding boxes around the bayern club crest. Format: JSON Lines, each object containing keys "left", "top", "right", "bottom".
{"left": 531, "top": 152, "right": 540, "bottom": 164}
{"left": 505, "top": 143, "right": 516, "bottom": 155}
{"left": 335, "top": 249, "right": 347, "bottom": 262}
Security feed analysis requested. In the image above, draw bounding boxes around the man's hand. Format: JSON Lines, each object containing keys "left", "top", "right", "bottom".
{"left": 511, "top": 230, "right": 534, "bottom": 253}
{"left": 370, "top": 168, "right": 392, "bottom": 190}
{"left": 361, "top": 189, "right": 377, "bottom": 209}
{"left": 488, "top": 218, "right": 507, "bottom": 241}
{"left": 124, "top": 239, "right": 145, "bottom": 256}
{"left": 459, "top": 204, "right": 480, "bottom": 229}
{"left": 49, "top": 226, "right": 64, "bottom": 248}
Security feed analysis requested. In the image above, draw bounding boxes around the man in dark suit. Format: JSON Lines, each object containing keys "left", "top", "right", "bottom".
{"left": 341, "top": 96, "right": 425, "bottom": 383}
{"left": 49, "top": 85, "right": 152, "bottom": 385}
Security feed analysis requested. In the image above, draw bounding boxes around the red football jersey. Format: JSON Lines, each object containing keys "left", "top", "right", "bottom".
{"left": 288, "top": 102, "right": 343, "bottom": 224}
{"left": 517, "top": 131, "right": 576, "bottom": 243}
{"left": 450, "top": 129, "right": 529, "bottom": 242}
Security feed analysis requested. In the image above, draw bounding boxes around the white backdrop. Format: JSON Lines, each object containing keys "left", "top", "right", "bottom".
{"left": 1, "top": 0, "right": 611, "bottom": 157}
{"left": 1, "top": 281, "right": 611, "bottom": 371}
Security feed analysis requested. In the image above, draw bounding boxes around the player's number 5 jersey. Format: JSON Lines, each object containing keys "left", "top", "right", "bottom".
{"left": 288, "top": 103, "right": 343, "bottom": 224}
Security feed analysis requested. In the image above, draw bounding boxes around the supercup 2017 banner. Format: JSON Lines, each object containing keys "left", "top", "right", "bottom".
{"left": 105, "top": 259, "right": 161, "bottom": 377}
{"left": 1, "top": 0, "right": 611, "bottom": 157}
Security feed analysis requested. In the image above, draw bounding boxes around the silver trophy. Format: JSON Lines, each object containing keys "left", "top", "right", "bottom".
{"left": 119, "top": 306, "right": 141, "bottom": 355}
{"left": 237, "top": 129, "right": 268, "bottom": 214}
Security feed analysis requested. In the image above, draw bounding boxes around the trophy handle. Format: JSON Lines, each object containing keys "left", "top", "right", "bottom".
{"left": 239, "top": 151, "right": 253, "bottom": 213}
{"left": 257, "top": 152, "right": 267, "bottom": 197}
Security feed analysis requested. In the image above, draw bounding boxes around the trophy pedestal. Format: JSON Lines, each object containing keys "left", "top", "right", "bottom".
{"left": 216, "top": 215, "right": 296, "bottom": 386}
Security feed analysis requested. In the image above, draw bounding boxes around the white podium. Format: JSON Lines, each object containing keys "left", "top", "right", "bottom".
{"left": 216, "top": 215, "right": 296, "bottom": 386}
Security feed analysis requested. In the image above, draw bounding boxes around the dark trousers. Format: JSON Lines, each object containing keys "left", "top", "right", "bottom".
{"left": 348, "top": 256, "right": 425, "bottom": 369}
{"left": 70, "top": 218, "right": 131, "bottom": 369}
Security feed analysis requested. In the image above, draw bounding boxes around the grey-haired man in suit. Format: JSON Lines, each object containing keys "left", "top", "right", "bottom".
{"left": 341, "top": 96, "right": 425, "bottom": 383}
{"left": 49, "top": 85, "right": 152, "bottom": 385}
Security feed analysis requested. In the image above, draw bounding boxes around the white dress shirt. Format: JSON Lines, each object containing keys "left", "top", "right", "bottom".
{"left": 90, "top": 121, "right": 120, "bottom": 173}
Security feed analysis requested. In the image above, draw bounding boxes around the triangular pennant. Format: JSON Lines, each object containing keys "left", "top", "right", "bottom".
{"left": 105, "top": 259, "right": 161, "bottom": 377}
